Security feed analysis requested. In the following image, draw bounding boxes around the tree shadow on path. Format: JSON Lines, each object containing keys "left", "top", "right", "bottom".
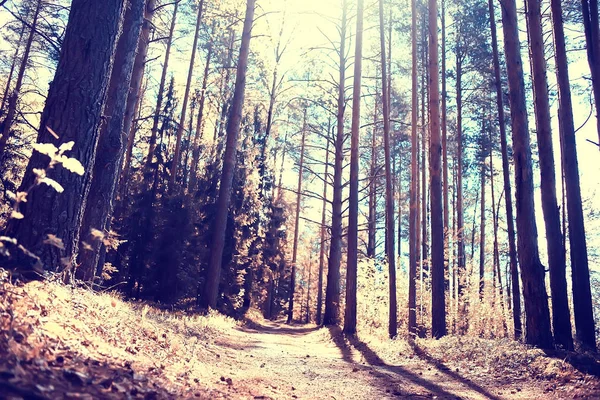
{"left": 327, "top": 326, "right": 502, "bottom": 400}
{"left": 239, "top": 317, "right": 320, "bottom": 336}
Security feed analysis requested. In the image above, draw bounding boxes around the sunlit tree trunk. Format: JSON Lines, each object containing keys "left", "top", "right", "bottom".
{"left": 379, "top": 0, "right": 397, "bottom": 338}
{"left": 408, "top": 0, "right": 419, "bottom": 335}
{"left": 288, "top": 109, "right": 307, "bottom": 324}
{"left": 428, "top": 0, "right": 446, "bottom": 338}
{"left": 200, "top": 0, "right": 256, "bottom": 309}
{"left": 323, "top": 0, "right": 348, "bottom": 327}
{"left": 367, "top": 102, "right": 378, "bottom": 259}
{"left": 316, "top": 135, "right": 330, "bottom": 325}
{"left": 525, "top": 0, "right": 573, "bottom": 350}
{"left": 552, "top": 0, "right": 597, "bottom": 351}
{"left": 478, "top": 161, "right": 486, "bottom": 298}
{"left": 500, "top": 0, "right": 553, "bottom": 349}
{"left": 441, "top": 0, "right": 449, "bottom": 293}
{"left": 487, "top": 0, "right": 521, "bottom": 339}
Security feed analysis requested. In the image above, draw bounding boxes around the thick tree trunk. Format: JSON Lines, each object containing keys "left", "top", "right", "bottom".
{"left": 525, "top": 0, "right": 573, "bottom": 350}
{"left": 200, "top": 0, "right": 256, "bottom": 309}
{"left": 344, "top": 0, "right": 364, "bottom": 335}
{"left": 379, "top": 0, "right": 398, "bottom": 338}
{"left": 170, "top": 1, "right": 204, "bottom": 189}
{"left": 6, "top": 0, "right": 125, "bottom": 270}
{"left": 552, "top": 0, "right": 597, "bottom": 351}
{"left": 323, "top": 0, "right": 347, "bottom": 327}
{"left": 428, "top": 0, "right": 446, "bottom": 338}
{"left": 287, "top": 109, "right": 307, "bottom": 324}
{"left": 487, "top": 0, "right": 521, "bottom": 340}
{"left": 0, "top": 0, "right": 41, "bottom": 160}
{"left": 408, "top": 0, "right": 419, "bottom": 336}
{"left": 500, "top": 0, "right": 553, "bottom": 349}
{"left": 77, "top": 0, "right": 145, "bottom": 282}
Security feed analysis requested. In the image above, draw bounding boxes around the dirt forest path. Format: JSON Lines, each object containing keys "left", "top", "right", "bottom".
{"left": 205, "top": 319, "right": 547, "bottom": 400}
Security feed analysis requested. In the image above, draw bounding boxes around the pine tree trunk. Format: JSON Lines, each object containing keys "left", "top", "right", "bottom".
{"left": 408, "top": 0, "right": 419, "bottom": 335}
{"left": 0, "top": 0, "right": 41, "bottom": 160}
{"left": 323, "top": 0, "right": 347, "bottom": 327}
{"left": 77, "top": 0, "right": 146, "bottom": 282}
{"left": 581, "top": 0, "right": 600, "bottom": 146}
{"left": 525, "top": 0, "right": 573, "bottom": 350}
{"left": 441, "top": 0, "right": 449, "bottom": 293}
{"left": 119, "top": 0, "right": 156, "bottom": 201}
{"left": 344, "top": 0, "right": 364, "bottom": 335}
{"left": 145, "top": 1, "right": 178, "bottom": 174}
{"left": 287, "top": 109, "right": 307, "bottom": 324}
{"left": 200, "top": 0, "right": 256, "bottom": 309}
{"left": 552, "top": 0, "right": 597, "bottom": 351}
{"left": 500, "top": 0, "right": 553, "bottom": 349}
{"left": 428, "top": 0, "right": 446, "bottom": 338}
{"left": 6, "top": 0, "right": 125, "bottom": 270}
{"left": 316, "top": 136, "right": 330, "bottom": 325}
{"left": 367, "top": 104, "right": 378, "bottom": 259}
{"left": 479, "top": 162, "right": 486, "bottom": 298}
{"left": 455, "top": 53, "right": 466, "bottom": 333}
{"left": 379, "top": 0, "right": 397, "bottom": 338}
{"left": 487, "top": 0, "right": 521, "bottom": 340}
{"left": 188, "top": 41, "right": 213, "bottom": 193}
{"left": 170, "top": 0, "right": 204, "bottom": 189}
{"left": 0, "top": 24, "right": 25, "bottom": 116}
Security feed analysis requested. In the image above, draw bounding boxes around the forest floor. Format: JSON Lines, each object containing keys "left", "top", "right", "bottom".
{"left": 2, "top": 273, "right": 600, "bottom": 399}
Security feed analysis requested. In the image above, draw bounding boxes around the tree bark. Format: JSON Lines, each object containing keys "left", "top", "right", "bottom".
{"left": 200, "top": 0, "right": 256, "bottom": 309}
{"left": 500, "top": 0, "right": 553, "bottom": 349}
{"left": 525, "top": 0, "right": 573, "bottom": 350}
{"left": 428, "top": 0, "right": 446, "bottom": 338}
{"left": 316, "top": 135, "right": 330, "bottom": 325}
{"left": 287, "top": 109, "right": 307, "bottom": 324}
{"left": 77, "top": 0, "right": 146, "bottom": 282}
{"left": 408, "top": 0, "right": 419, "bottom": 336}
{"left": 344, "top": 0, "right": 364, "bottom": 335}
{"left": 6, "top": 0, "right": 125, "bottom": 270}
{"left": 487, "top": 0, "right": 521, "bottom": 340}
{"left": 479, "top": 162, "right": 486, "bottom": 298}
{"left": 323, "top": 0, "right": 347, "bottom": 327}
{"left": 379, "top": 0, "right": 398, "bottom": 338}
{"left": 581, "top": 0, "right": 600, "bottom": 146}
{"left": 552, "top": 0, "right": 597, "bottom": 351}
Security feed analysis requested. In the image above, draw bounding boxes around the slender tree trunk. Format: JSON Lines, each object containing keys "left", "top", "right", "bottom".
{"left": 145, "top": 1, "right": 178, "bottom": 174}
{"left": 428, "top": 0, "right": 446, "bottom": 338}
{"left": 288, "top": 109, "right": 307, "bottom": 324}
{"left": 316, "top": 136, "right": 330, "bottom": 325}
{"left": 0, "top": 0, "right": 41, "bottom": 159}
{"left": 500, "top": 0, "right": 553, "bottom": 349}
{"left": 487, "top": 0, "right": 521, "bottom": 340}
{"left": 170, "top": 1, "right": 204, "bottom": 189}
{"left": 524, "top": 0, "right": 573, "bottom": 350}
{"left": 581, "top": 0, "right": 600, "bottom": 146}
{"left": 456, "top": 53, "right": 466, "bottom": 333}
{"left": 552, "top": 0, "right": 597, "bottom": 351}
{"left": 6, "top": 0, "right": 125, "bottom": 270}
{"left": 77, "top": 0, "right": 145, "bottom": 282}
{"left": 379, "top": 0, "right": 397, "bottom": 338}
{"left": 0, "top": 24, "right": 25, "bottom": 116}
{"left": 441, "top": 0, "right": 449, "bottom": 293}
{"left": 188, "top": 41, "right": 213, "bottom": 193}
{"left": 367, "top": 103, "right": 378, "bottom": 259}
{"left": 200, "top": 0, "right": 256, "bottom": 309}
{"left": 323, "top": 0, "right": 347, "bottom": 327}
{"left": 119, "top": 0, "right": 156, "bottom": 200}
{"left": 479, "top": 162, "right": 486, "bottom": 298}
{"left": 344, "top": 0, "right": 364, "bottom": 335}
{"left": 408, "top": 0, "right": 419, "bottom": 335}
